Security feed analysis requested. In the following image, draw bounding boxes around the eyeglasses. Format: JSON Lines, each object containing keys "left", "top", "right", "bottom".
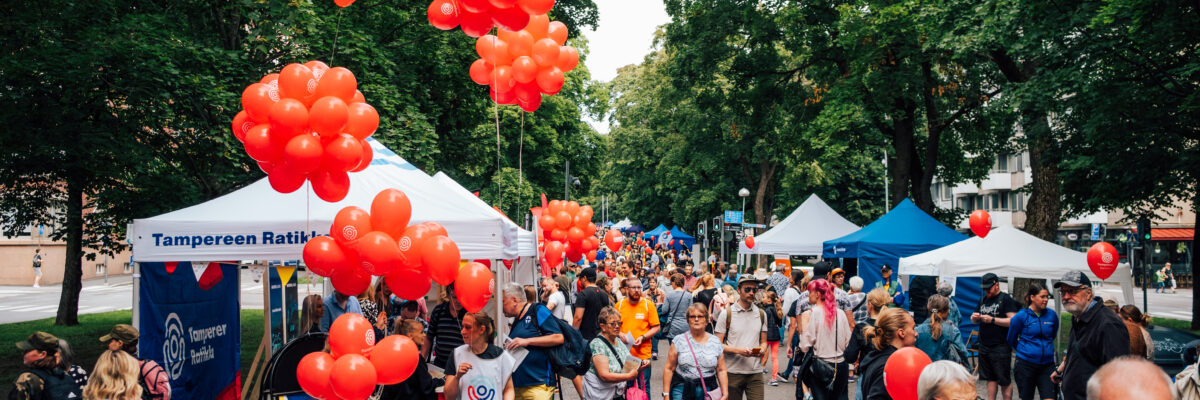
{"left": 687, "top": 315, "right": 707, "bottom": 320}
{"left": 1058, "top": 287, "right": 1084, "bottom": 296}
{"left": 741, "top": 287, "right": 758, "bottom": 293}
{"left": 604, "top": 320, "right": 621, "bottom": 326}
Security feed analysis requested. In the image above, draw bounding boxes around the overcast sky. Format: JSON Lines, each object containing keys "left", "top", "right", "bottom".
{"left": 581, "top": 0, "right": 670, "bottom": 133}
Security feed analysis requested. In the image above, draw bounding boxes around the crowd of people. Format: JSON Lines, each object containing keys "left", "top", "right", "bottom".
{"left": 14, "top": 235, "right": 1198, "bottom": 400}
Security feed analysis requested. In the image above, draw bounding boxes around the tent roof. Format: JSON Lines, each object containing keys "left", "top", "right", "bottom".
{"left": 432, "top": 171, "right": 535, "bottom": 257}
{"left": 611, "top": 218, "right": 632, "bottom": 229}
{"left": 129, "top": 139, "right": 518, "bottom": 261}
{"left": 823, "top": 198, "right": 966, "bottom": 258}
{"left": 668, "top": 226, "right": 695, "bottom": 240}
{"left": 646, "top": 224, "right": 669, "bottom": 237}
{"left": 739, "top": 194, "right": 859, "bottom": 256}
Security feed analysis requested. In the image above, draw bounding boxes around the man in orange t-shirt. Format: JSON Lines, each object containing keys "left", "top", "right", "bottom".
{"left": 618, "top": 277, "right": 660, "bottom": 393}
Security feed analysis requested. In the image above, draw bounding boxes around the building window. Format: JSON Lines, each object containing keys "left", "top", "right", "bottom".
{"left": 941, "top": 183, "right": 952, "bottom": 201}
{"left": 95, "top": 263, "right": 106, "bottom": 275}
{"left": 123, "top": 262, "right": 132, "bottom": 273}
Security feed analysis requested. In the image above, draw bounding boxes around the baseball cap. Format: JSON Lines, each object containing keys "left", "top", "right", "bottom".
{"left": 1053, "top": 270, "right": 1091, "bottom": 289}
{"left": 736, "top": 274, "right": 762, "bottom": 287}
{"left": 16, "top": 332, "right": 59, "bottom": 353}
{"left": 100, "top": 324, "right": 139, "bottom": 343}
{"left": 812, "top": 261, "right": 833, "bottom": 278}
{"left": 981, "top": 273, "right": 1000, "bottom": 289}
{"left": 831, "top": 268, "right": 845, "bottom": 277}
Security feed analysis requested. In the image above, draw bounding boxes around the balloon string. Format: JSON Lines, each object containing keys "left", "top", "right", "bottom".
{"left": 494, "top": 88, "right": 503, "bottom": 211}
{"left": 519, "top": 112, "right": 524, "bottom": 187}
{"left": 330, "top": 8, "right": 344, "bottom": 65}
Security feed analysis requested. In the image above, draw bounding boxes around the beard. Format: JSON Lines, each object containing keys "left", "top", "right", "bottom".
{"left": 1063, "top": 294, "right": 1091, "bottom": 314}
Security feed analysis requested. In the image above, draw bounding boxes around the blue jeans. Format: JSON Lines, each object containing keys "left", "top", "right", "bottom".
{"left": 671, "top": 383, "right": 704, "bottom": 400}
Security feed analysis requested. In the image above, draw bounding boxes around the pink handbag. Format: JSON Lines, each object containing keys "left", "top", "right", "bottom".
{"left": 626, "top": 369, "right": 648, "bottom": 400}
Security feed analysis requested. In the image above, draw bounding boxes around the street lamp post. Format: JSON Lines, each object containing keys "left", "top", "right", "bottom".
{"left": 738, "top": 188, "right": 750, "bottom": 272}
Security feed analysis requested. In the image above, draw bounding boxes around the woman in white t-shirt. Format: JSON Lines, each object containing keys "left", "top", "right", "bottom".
{"left": 664, "top": 303, "right": 728, "bottom": 400}
{"left": 443, "top": 312, "right": 515, "bottom": 400}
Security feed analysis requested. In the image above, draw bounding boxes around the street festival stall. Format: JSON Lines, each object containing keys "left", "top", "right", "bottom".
{"left": 128, "top": 140, "right": 522, "bottom": 399}
{"left": 644, "top": 224, "right": 669, "bottom": 242}
{"left": 822, "top": 199, "right": 974, "bottom": 329}
{"left": 666, "top": 226, "right": 697, "bottom": 254}
{"left": 737, "top": 194, "right": 861, "bottom": 269}
{"left": 898, "top": 225, "right": 1136, "bottom": 350}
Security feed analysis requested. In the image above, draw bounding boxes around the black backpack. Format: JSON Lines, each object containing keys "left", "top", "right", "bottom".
{"left": 544, "top": 313, "right": 590, "bottom": 379}
{"left": 26, "top": 369, "right": 83, "bottom": 400}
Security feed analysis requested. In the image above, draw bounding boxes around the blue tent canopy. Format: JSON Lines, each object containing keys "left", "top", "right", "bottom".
{"left": 624, "top": 225, "right": 645, "bottom": 234}
{"left": 822, "top": 199, "right": 977, "bottom": 332}
{"left": 645, "top": 224, "right": 669, "bottom": 240}
{"left": 666, "top": 226, "right": 697, "bottom": 252}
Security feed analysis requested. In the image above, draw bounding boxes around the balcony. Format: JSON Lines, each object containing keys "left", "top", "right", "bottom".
{"left": 958, "top": 211, "right": 1015, "bottom": 230}
{"left": 980, "top": 172, "right": 1015, "bottom": 191}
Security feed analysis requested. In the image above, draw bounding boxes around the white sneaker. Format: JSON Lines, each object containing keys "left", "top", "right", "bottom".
{"left": 33, "top": 284, "right": 39, "bottom": 288}
{"left": 769, "top": 379, "right": 779, "bottom": 386}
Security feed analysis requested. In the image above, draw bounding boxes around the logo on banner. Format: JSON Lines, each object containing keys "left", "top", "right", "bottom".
{"left": 163, "top": 313, "right": 186, "bottom": 380}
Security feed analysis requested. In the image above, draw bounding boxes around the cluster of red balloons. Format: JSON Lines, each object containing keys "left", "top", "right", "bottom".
{"left": 296, "top": 314, "right": 420, "bottom": 400}
{"left": 969, "top": 209, "right": 992, "bottom": 238}
{"left": 426, "top": 0, "right": 554, "bottom": 38}
{"left": 302, "top": 189, "right": 461, "bottom": 299}
{"left": 538, "top": 200, "right": 598, "bottom": 267}
{"left": 233, "top": 60, "right": 380, "bottom": 202}
{"left": 467, "top": 15, "right": 579, "bottom": 112}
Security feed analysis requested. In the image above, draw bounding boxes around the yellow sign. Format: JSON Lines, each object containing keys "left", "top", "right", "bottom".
{"left": 278, "top": 267, "right": 296, "bottom": 286}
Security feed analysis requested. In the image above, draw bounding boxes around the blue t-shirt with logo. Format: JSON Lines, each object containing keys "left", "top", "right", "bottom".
{"left": 509, "top": 303, "right": 563, "bottom": 388}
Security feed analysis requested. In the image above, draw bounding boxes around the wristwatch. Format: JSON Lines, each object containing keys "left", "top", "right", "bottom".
{"left": 662, "top": 392, "right": 670, "bottom": 398}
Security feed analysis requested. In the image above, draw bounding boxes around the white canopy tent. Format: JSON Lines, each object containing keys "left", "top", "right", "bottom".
{"left": 611, "top": 218, "right": 632, "bottom": 230}
{"left": 738, "top": 194, "right": 860, "bottom": 255}
{"left": 431, "top": 171, "right": 538, "bottom": 286}
{"left": 899, "top": 225, "right": 1135, "bottom": 305}
{"left": 128, "top": 139, "right": 521, "bottom": 261}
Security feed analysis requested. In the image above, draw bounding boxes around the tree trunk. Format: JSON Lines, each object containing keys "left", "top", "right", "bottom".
{"left": 1023, "top": 113, "right": 1061, "bottom": 242}
{"left": 55, "top": 173, "right": 83, "bottom": 326}
{"left": 754, "top": 162, "right": 777, "bottom": 269}
{"left": 889, "top": 102, "right": 918, "bottom": 208}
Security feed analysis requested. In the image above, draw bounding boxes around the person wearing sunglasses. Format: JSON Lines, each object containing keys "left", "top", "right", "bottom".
{"left": 1050, "top": 271, "right": 1130, "bottom": 400}
{"left": 663, "top": 303, "right": 729, "bottom": 400}
{"left": 714, "top": 275, "right": 768, "bottom": 400}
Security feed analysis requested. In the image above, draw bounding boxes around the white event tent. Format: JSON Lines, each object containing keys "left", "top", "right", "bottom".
{"left": 898, "top": 225, "right": 1135, "bottom": 305}
{"left": 128, "top": 139, "right": 522, "bottom": 262}
{"left": 611, "top": 218, "right": 633, "bottom": 230}
{"left": 431, "top": 171, "right": 539, "bottom": 286}
{"left": 738, "top": 194, "right": 860, "bottom": 256}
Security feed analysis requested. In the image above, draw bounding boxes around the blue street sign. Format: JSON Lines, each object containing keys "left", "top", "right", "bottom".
{"left": 38, "top": 225, "right": 43, "bottom": 236}
{"left": 744, "top": 223, "right": 766, "bottom": 229}
{"left": 724, "top": 210, "right": 744, "bottom": 224}
{"left": 1090, "top": 223, "right": 1101, "bottom": 241}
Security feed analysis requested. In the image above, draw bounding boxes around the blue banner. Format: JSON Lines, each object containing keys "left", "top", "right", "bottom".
{"left": 139, "top": 262, "right": 241, "bottom": 400}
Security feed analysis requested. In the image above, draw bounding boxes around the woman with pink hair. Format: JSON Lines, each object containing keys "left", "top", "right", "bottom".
{"left": 796, "top": 279, "right": 853, "bottom": 400}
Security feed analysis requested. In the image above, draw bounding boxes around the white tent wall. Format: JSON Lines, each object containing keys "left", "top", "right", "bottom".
{"left": 738, "top": 194, "right": 860, "bottom": 256}
{"left": 128, "top": 139, "right": 520, "bottom": 262}
{"left": 432, "top": 171, "right": 536, "bottom": 257}
{"left": 898, "top": 226, "right": 1135, "bottom": 306}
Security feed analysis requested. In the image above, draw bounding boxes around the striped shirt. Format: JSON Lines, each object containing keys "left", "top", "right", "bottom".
{"left": 428, "top": 302, "right": 465, "bottom": 370}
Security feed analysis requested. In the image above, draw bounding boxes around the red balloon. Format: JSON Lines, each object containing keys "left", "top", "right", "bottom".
{"left": 303, "top": 236, "right": 348, "bottom": 277}
{"left": 330, "top": 354, "right": 377, "bottom": 400}
{"left": 459, "top": 0, "right": 489, "bottom": 13}
{"left": 565, "top": 201, "right": 580, "bottom": 215}
{"left": 315, "top": 67, "right": 357, "bottom": 102}
{"left": 423, "top": 235, "right": 462, "bottom": 285}
{"left": 572, "top": 215, "right": 589, "bottom": 230}
{"left": 586, "top": 250, "right": 596, "bottom": 262}
{"left": 884, "top": 347, "right": 931, "bottom": 400}
{"left": 331, "top": 206, "right": 373, "bottom": 245}
{"left": 242, "top": 83, "right": 279, "bottom": 123}
{"left": 491, "top": 5, "right": 530, "bottom": 32}
{"left": 525, "top": 14, "right": 549, "bottom": 39}
{"left": 567, "top": 227, "right": 585, "bottom": 244}
{"left": 545, "top": 241, "right": 564, "bottom": 266}
{"left": 278, "top": 63, "right": 316, "bottom": 102}
{"left": 260, "top": 73, "right": 280, "bottom": 85}
{"left": 371, "top": 189, "right": 413, "bottom": 238}
{"left": 584, "top": 236, "right": 600, "bottom": 252}
{"left": 579, "top": 205, "right": 593, "bottom": 221}
{"left": 969, "top": 209, "right": 992, "bottom": 238}
{"left": 231, "top": 111, "right": 254, "bottom": 142}
{"left": 421, "top": 221, "right": 450, "bottom": 237}
{"left": 489, "top": 87, "right": 517, "bottom": 105}
{"left": 351, "top": 90, "right": 366, "bottom": 104}
{"left": 283, "top": 134, "right": 323, "bottom": 173}
{"left": 357, "top": 231, "right": 400, "bottom": 276}
{"left": 531, "top": 38, "right": 560, "bottom": 67}
{"left": 507, "top": 30, "right": 535, "bottom": 57}
{"left": 548, "top": 229, "right": 567, "bottom": 242}
{"left": 267, "top": 163, "right": 307, "bottom": 194}
{"left": 455, "top": 262, "right": 495, "bottom": 313}
{"left": 744, "top": 236, "right": 755, "bottom": 249}
{"left": 476, "top": 35, "right": 512, "bottom": 66}
{"left": 350, "top": 139, "right": 373, "bottom": 172}
{"left": 536, "top": 66, "right": 565, "bottom": 94}
{"left": 322, "top": 134, "right": 364, "bottom": 172}
{"left": 329, "top": 313, "right": 376, "bottom": 358}
{"left": 513, "top": 82, "right": 541, "bottom": 105}
{"left": 643, "top": 247, "right": 653, "bottom": 254}
{"left": 511, "top": 56, "right": 539, "bottom": 83}
{"left": 345, "top": 103, "right": 380, "bottom": 139}
{"left": 517, "top": 0, "right": 554, "bottom": 15}
{"left": 311, "top": 168, "right": 351, "bottom": 202}
{"left": 309, "top": 96, "right": 349, "bottom": 137}
{"left": 558, "top": 45, "right": 579, "bottom": 71}
{"left": 385, "top": 267, "right": 432, "bottom": 301}
{"left": 398, "top": 224, "right": 433, "bottom": 270}
{"left": 331, "top": 264, "right": 371, "bottom": 296}
{"left": 334, "top": 0, "right": 355, "bottom": 7}
{"left": 492, "top": 65, "right": 516, "bottom": 93}
{"left": 427, "top": 0, "right": 460, "bottom": 30}
{"left": 459, "top": 9, "right": 493, "bottom": 37}
{"left": 517, "top": 93, "right": 541, "bottom": 112}
{"left": 269, "top": 98, "right": 309, "bottom": 135}
{"left": 371, "top": 335, "right": 420, "bottom": 385}
{"left": 296, "top": 352, "right": 337, "bottom": 400}
{"left": 554, "top": 210, "right": 572, "bottom": 230}
{"left": 546, "top": 199, "right": 563, "bottom": 214}
{"left": 604, "top": 230, "right": 624, "bottom": 252}
{"left": 565, "top": 246, "right": 583, "bottom": 263}
{"left": 1087, "top": 242, "right": 1119, "bottom": 280}
{"left": 585, "top": 221, "right": 597, "bottom": 237}
{"left": 489, "top": 0, "right": 518, "bottom": 8}
{"left": 546, "top": 20, "right": 568, "bottom": 45}
{"left": 469, "top": 59, "right": 494, "bottom": 85}
{"left": 243, "top": 125, "right": 282, "bottom": 162}
{"left": 305, "top": 60, "right": 330, "bottom": 78}
{"left": 538, "top": 213, "right": 556, "bottom": 231}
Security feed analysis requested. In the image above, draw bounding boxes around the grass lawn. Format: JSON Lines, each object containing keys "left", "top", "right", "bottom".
{"left": 1, "top": 310, "right": 265, "bottom": 384}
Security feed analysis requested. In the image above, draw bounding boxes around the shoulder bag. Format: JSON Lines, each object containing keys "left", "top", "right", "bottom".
{"left": 799, "top": 310, "right": 837, "bottom": 392}
{"left": 685, "top": 334, "right": 722, "bottom": 400}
